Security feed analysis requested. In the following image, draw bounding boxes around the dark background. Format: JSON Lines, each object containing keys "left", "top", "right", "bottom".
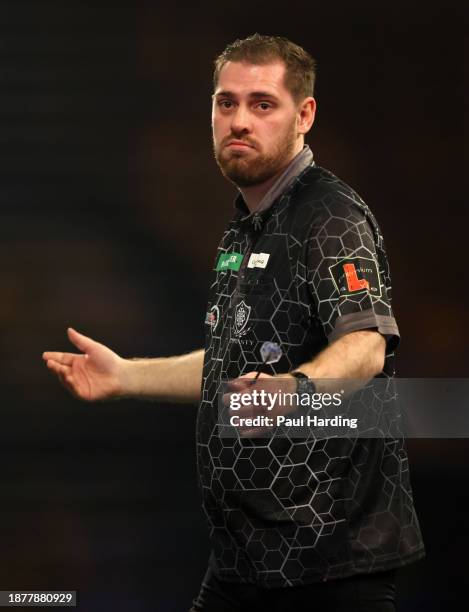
{"left": 0, "top": 0, "right": 467, "bottom": 610}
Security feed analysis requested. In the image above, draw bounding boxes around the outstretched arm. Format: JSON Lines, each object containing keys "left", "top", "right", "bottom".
{"left": 42, "top": 327, "right": 204, "bottom": 404}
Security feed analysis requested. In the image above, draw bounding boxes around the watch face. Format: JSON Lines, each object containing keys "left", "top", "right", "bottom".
{"left": 293, "top": 373, "right": 315, "bottom": 396}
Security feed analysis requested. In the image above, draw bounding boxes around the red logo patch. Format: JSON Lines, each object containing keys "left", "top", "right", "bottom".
{"left": 343, "top": 263, "right": 370, "bottom": 292}
{"left": 328, "top": 257, "right": 381, "bottom": 298}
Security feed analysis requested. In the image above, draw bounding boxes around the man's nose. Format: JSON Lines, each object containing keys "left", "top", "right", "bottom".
{"left": 230, "top": 105, "right": 251, "bottom": 134}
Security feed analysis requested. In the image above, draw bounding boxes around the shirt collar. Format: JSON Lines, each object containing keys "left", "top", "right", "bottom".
{"left": 234, "top": 145, "right": 314, "bottom": 220}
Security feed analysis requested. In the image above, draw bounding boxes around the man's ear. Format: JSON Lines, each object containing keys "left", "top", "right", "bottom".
{"left": 297, "top": 97, "right": 316, "bottom": 135}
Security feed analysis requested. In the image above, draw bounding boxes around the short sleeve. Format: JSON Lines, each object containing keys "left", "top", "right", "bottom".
{"left": 305, "top": 195, "right": 400, "bottom": 353}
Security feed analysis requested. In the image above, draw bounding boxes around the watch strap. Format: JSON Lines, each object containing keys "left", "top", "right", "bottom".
{"left": 291, "top": 371, "right": 316, "bottom": 394}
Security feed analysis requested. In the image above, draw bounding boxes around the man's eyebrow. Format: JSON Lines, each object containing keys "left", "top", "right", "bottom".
{"left": 213, "top": 90, "right": 236, "bottom": 98}
{"left": 248, "top": 91, "right": 279, "bottom": 100}
{"left": 213, "top": 90, "right": 279, "bottom": 100}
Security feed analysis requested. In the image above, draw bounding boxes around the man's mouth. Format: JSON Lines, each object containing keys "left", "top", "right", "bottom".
{"left": 226, "top": 139, "right": 255, "bottom": 149}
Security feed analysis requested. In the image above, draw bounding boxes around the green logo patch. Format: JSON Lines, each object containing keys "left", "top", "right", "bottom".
{"left": 216, "top": 252, "right": 244, "bottom": 272}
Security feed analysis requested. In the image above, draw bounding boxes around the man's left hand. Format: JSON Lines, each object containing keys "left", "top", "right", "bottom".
{"left": 222, "top": 372, "right": 297, "bottom": 437}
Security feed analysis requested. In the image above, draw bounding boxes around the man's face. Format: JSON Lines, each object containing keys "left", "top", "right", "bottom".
{"left": 212, "top": 61, "right": 301, "bottom": 188}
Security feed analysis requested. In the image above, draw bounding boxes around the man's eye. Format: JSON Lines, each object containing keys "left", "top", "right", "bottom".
{"left": 219, "top": 100, "right": 233, "bottom": 109}
{"left": 257, "top": 102, "right": 272, "bottom": 111}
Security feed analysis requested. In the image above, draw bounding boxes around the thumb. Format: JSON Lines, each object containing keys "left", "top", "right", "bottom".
{"left": 67, "top": 327, "right": 95, "bottom": 354}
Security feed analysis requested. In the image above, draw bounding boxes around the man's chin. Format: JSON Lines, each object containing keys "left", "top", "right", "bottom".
{"left": 218, "top": 158, "right": 272, "bottom": 188}
{"left": 222, "top": 167, "right": 267, "bottom": 188}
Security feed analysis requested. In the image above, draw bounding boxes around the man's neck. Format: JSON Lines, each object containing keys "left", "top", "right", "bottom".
{"left": 239, "top": 141, "right": 304, "bottom": 213}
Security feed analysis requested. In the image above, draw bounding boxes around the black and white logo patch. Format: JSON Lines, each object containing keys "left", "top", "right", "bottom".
{"left": 233, "top": 300, "right": 251, "bottom": 337}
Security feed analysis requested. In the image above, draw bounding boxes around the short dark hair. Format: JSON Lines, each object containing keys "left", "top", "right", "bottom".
{"left": 213, "top": 33, "right": 317, "bottom": 103}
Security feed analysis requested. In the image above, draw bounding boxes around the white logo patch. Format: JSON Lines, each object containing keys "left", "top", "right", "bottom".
{"left": 233, "top": 300, "right": 251, "bottom": 336}
{"left": 247, "top": 252, "right": 270, "bottom": 269}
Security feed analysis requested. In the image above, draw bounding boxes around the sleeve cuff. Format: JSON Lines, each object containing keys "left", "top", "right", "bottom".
{"left": 327, "top": 309, "right": 400, "bottom": 353}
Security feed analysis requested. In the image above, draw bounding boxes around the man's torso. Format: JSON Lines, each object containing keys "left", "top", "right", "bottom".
{"left": 196, "top": 164, "right": 425, "bottom": 587}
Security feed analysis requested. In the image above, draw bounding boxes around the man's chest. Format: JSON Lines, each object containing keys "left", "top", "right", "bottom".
{"left": 204, "top": 221, "right": 316, "bottom": 364}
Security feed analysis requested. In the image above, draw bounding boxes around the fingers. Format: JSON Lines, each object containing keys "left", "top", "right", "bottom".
{"left": 226, "top": 372, "right": 258, "bottom": 392}
{"left": 225, "top": 379, "right": 246, "bottom": 392}
{"left": 67, "top": 327, "right": 94, "bottom": 353}
{"left": 240, "top": 427, "right": 271, "bottom": 438}
{"left": 42, "top": 351, "right": 76, "bottom": 366}
{"left": 45, "top": 359, "right": 79, "bottom": 397}
{"left": 45, "top": 358, "right": 71, "bottom": 377}
{"left": 226, "top": 372, "right": 270, "bottom": 393}
{"left": 42, "top": 328, "right": 94, "bottom": 363}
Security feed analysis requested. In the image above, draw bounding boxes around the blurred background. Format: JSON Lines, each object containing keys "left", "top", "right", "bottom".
{"left": 0, "top": 0, "right": 466, "bottom": 610}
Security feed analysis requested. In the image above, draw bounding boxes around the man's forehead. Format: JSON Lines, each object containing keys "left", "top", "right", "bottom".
{"left": 215, "top": 60, "right": 288, "bottom": 96}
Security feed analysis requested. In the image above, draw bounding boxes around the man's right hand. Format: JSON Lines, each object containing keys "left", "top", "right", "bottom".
{"left": 42, "top": 327, "right": 126, "bottom": 402}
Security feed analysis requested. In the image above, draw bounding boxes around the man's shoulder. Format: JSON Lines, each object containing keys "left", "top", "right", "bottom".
{"left": 293, "top": 165, "right": 368, "bottom": 209}
{"left": 288, "top": 164, "right": 376, "bottom": 227}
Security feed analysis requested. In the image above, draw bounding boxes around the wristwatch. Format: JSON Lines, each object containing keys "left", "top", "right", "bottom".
{"left": 290, "top": 371, "right": 316, "bottom": 395}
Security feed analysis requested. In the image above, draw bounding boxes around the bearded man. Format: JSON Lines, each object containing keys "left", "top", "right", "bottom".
{"left": 43, "top": 34, "right": 425, "bottom": 612}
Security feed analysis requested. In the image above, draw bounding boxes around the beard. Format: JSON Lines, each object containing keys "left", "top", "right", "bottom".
{"left": 213, "top": 119, "right": 298, "bottom": 188}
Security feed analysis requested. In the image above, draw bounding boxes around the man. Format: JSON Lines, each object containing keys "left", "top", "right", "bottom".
{"left": 43, "top": 34, "right": 425, "bottom": 611}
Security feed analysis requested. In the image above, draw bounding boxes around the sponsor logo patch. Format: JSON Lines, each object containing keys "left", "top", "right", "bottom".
{"left": 247, "top": 252, "right": 270, "bottom": 269}
{"left": 233, "top": 300, "right": 251, "bottom": 337}
{"left": 328, "top": 257, "right": 381, "bottom": 297}
{"left": 216, "top": 252, "right": 243, "bottom": 272}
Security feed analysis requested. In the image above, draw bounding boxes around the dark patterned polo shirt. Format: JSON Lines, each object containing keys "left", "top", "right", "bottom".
{"left": 197, "top": 162, "right": 425, "bottom": 587}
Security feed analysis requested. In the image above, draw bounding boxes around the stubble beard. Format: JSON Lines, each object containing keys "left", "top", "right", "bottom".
{"left": 213, "top": 120, "right": 298, "bottom": 188}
